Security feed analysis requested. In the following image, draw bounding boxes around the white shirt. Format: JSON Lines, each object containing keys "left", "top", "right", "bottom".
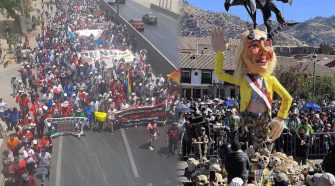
{"left": 121, "top": 102, "right": 129, "bottom": 110}
{"left": 23, "top": 149, "right": 35, "bottom": 163}
{"left": 0, "top": 101, "right": 7, "bottom": 112}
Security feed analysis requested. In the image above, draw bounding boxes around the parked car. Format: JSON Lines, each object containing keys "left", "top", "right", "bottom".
{"left": 129, "top": 19, "right": 144, "bottom": 31}
{"left": 142, "top": 12, "right": 158, "bottom": 25}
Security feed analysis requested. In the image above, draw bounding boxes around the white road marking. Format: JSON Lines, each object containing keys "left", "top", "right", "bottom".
{"left": 152, "top": 31, "right": 165, "bottom": 39}
{"left": 121, "top": 129, "right": 140, "bottom": 178}
{"left": 55, "top": 136, "right": 63, "bottom": 186}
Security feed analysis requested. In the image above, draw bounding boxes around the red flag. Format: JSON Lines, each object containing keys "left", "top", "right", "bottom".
{"left": 167, "top": 69, "right": 180, "bottom": 84}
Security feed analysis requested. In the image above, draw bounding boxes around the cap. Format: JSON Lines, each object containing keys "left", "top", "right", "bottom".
{"left": 229, "top": 177, "right": 244, "bottom": 186}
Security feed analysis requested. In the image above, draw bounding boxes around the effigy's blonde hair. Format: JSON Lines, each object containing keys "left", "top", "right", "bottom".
{"left": 234, "top": 29, "right": 277, "bottom": 77}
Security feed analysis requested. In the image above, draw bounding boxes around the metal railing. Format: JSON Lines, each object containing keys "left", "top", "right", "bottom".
{"left": 180, "top": 130, "right": 335, "bottom": 160}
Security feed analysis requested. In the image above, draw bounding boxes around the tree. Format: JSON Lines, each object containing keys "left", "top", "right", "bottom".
{"left": 275, "top": 65, "right": 335, "bottom": 103}
{"left": 0, "top": 0, "right": 21, "bottom": 19}
{"left": 318, "top": 42, "right": 335, "bottom": 55}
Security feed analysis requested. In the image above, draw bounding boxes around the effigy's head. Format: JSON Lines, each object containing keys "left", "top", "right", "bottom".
{"left": 235, "top": 29, "right": 277, "bottom": 76}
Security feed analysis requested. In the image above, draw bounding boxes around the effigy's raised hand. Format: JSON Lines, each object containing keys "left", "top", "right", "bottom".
{"left": 211, "top": 27, "right": 228, "bottom": 52}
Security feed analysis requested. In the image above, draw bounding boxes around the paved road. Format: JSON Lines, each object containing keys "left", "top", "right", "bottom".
{"left": 109, "top": 0, "right": 179, "bottom": 66}
{"left": 48, "top": 125, "right": 178, "bottom": 186}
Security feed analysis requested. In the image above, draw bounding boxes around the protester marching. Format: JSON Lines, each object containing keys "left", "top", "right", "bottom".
{"left": 1, "top": 0, "right": 180, "bottom": 185}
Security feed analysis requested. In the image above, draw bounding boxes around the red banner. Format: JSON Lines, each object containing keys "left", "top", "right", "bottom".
{"left": 113, "top": 104, "right": 166, "bottom": 126}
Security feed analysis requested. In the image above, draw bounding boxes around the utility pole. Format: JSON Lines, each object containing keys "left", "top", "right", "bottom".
{"left": 312, "top": 53, "right": 317, "bottom": 96}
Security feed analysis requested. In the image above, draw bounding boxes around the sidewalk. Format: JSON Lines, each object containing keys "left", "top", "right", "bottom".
{"left": 0, "top": 0, "right": 51, "bottom": 185}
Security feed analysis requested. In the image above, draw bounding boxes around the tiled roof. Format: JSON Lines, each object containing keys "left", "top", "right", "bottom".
{"left": 179, "top": 53, "right": 235, "bottom": 70}
{"left": 276, "top": 56, "right": 335, "bottom": 75}
{"left": 179, "top": 36, "right": 211, "bottom": 50}
{"left": 179, "top": 54, "right": 335, "bottom": 74}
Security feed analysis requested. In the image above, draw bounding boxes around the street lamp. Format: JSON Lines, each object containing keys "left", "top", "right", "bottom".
{"left": 311, "top": 53, "right": 317, "bottom": 96}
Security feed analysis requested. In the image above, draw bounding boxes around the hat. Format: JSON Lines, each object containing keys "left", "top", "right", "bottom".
{"left": 314, "top": 173, "right": 335, "bottom": 186}
{"left": 61, "top": 101, "right": 69, "bottom": 108}
{"left": 315, "top": 114, "right": 320, "bottom": 119}
{"left": 7, "top": 131, "right": 16, "bottom": 137}
{"left": 200, "top": 127, "right": 205, "bottom": 130}
{"left": 32, "top": 140, "right": 38, "bottom": 145}
{"left": 229, "top": 177, "right": 244, "bottom": 186}
{"left": 64, "top": 93, "right": 67, "bottom": 97}
{"left": 43, "top": 106, "right": 48, "bottom": 111}
{"left": 274, "top": 172, "right": 289, "bottom": 183}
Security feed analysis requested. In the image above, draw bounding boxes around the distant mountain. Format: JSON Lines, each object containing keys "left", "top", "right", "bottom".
{"left": 180, "top": 4, "right": 335, "bottom": 47}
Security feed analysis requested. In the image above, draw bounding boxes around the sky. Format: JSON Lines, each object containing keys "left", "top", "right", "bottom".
{"left": 186, "top": 0, "right": 335, "bottom": 23}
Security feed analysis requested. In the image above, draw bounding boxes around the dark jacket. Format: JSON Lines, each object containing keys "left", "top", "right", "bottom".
{"left": 295, "top": 133, "right": 310, "bottom": 157}
{"left": 225, "top": 151, "right": 250, "bottom": 184}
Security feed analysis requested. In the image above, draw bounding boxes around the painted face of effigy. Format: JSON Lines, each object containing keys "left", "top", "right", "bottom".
{"left": 242, "top": 30, "right": 274, "bottom": 74}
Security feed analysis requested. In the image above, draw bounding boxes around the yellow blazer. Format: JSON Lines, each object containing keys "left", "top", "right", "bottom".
{"left": 215, "top": 52, "right": 292, "bottom": 119}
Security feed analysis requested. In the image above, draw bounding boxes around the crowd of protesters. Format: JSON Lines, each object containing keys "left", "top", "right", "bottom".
{"left": 1, "top": 0, "right": 179, "bottom": 185}
{"left": 176, "top": 96, "right": 335, "bottom": 185}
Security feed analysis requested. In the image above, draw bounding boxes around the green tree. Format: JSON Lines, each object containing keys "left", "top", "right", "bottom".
{"left": 0, "top": 0, "right": 21, "bottom": 19}
{"left": 276, "top": 65, "right": 335, "bottom": 103}
{"left": 318, "top": 42, "right": 335, "bottom": 55}
{"left": 275, "top": 63, "right": 310, "bottom": 97}
{"left": 314, "top": 75, "right": 335, "bottom": 101}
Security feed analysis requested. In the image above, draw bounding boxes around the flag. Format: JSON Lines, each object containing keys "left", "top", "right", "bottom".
{"left": 124, "top": 69, "right": 132, "bottom": 98}
{"left": 167, "top": 69, "right": 180, "bottom": 84}
{"left": 67, "top": 26, "right": 76, "bottom": 40}
{"left": 127, "top": 69, "right": 132, "bottom": 96}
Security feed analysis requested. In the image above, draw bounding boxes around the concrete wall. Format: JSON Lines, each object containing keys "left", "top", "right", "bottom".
{"left": 129, "top": 0, "right": 180, "bottom": 14}
{"left": 99, "top": 0, "right": 176, "bottom": 75}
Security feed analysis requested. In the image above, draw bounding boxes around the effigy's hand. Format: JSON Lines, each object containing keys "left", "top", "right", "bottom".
{"left": 211, "top": 27, "right": 228, "bottom": 52}
{"left": 266, "top": 117, "right": 284, "bottom": 142}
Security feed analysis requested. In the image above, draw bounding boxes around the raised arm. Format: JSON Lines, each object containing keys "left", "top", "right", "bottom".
{"left": 211, "top": 27, "right": 240, "bottom": 86}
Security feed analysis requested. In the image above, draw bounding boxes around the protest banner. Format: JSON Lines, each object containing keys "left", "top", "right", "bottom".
{"left": 113, "top": 104, "right": 166, "bottom": 126}
{"left": 44, "top": 117, "right": 88, "bottom": 138}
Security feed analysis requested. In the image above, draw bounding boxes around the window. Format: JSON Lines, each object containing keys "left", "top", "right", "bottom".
{"left": 201, "top": 70, "right": 212, "bottom": 84}
{"left": 194, "top": 72, "right": 198, "bottom": 76}
{"left": 181, "top": 70, "right": 191, "bottom": 83}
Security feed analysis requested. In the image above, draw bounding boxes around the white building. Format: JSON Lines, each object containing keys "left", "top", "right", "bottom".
{"left": 179, "top": 53, "right": 239, "bottom": 99}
